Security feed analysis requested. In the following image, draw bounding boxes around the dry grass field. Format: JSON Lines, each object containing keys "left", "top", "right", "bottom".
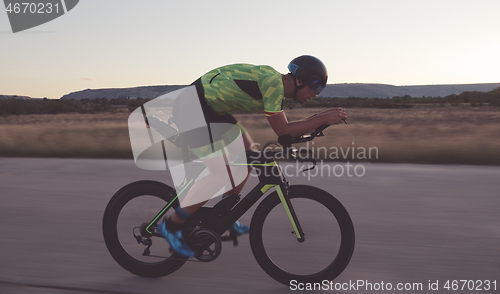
{"left": 1, "top": 106, "right": 499, "bottom": 165}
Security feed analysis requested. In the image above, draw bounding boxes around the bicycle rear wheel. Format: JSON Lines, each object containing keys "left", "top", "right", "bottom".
{"left": 102, "top": 180, "right": 188, "bottom": 277}
{"left": 250, "top": 185, "right": 355, "bottom": 285}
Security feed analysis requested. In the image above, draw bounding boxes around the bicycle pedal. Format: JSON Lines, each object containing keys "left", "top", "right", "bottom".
{"left": 230, "top": 229, "right": 239, "bottom": 247}
{"left": 220, "top": 234, "right": 239, "bottom": 247}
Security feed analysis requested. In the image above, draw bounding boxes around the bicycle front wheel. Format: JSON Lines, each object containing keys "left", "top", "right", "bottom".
{"left": 250, "top": 185, "right": 355, "bottom": 285}
{"left": 102, "top": 180, "right": 187, "bottom": 277}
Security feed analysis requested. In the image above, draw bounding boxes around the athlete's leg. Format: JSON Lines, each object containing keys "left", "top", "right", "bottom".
{"left": 170, "top": 126, "right": 256, "bottom": 220}
{"left": 160, "top": 118, "right": 255, "bottom": 254}
{"left": 159, "top": 154, "right": 229, "bottom": 256}
{"left": 170, "top": 155, "right": 230, "bottom": 222}
{"left": 222, "top": 129, "right": 255, "bottom": 234}
{"left": 222, "top": 130, "right": 255, "bottom": 195}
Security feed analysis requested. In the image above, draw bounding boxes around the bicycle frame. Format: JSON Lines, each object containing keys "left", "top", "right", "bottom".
{"left": 139, "top": 115, "right": 331, "bottom": 243}
{"left": 144, "top": 152, "right": 305, "bottom": 242}
{"left": 142, "top": 120, "right": 330, "bottom": 243}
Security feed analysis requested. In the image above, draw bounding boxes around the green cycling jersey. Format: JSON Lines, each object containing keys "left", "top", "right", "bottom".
{"left": 200, "top": 64, "right": 284, "bottom": 117}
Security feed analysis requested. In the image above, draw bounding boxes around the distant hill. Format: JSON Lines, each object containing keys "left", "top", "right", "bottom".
{"left": 0, "top": 95, "right": 38, "bottom": 100}
{"left": 60, "top": 85, "right": 185, "bottom": 100}
{"left": 3, "top": 83, "right": 500, "bottom": 101}
{"left": 59, "top": 83, "right": 500, "bottom": 100}
{"left": 319, "top": 83, "right": 500, "bottom": 98}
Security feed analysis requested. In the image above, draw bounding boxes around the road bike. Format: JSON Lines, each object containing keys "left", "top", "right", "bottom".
{"left": 102, "top": 123, "right": 355, "bottom": 285}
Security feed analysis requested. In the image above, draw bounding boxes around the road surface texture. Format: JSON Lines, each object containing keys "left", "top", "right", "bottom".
{"left": 1, "top": 158, "right": 499, "bottom": 293}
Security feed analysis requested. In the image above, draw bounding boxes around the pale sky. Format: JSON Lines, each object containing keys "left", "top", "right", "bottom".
{"left": 1, "top": 0, "right": 499, "bottom": 99}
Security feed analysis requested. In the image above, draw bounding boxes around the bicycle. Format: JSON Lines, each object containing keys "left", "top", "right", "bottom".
{"left": 102, "top": 123, "right": 355, "bottom": 285}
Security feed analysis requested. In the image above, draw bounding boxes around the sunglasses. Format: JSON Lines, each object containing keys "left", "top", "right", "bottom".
{"left": 308, "top": 77, "right": 326, "bottom": 95}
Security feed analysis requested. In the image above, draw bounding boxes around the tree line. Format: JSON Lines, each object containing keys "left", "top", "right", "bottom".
{"left": 1, "top": 87, "right": 499, "bottom": 116}
{"left": 284, "top": 87, "right": 500, "bottom": 109}
{"left": 0, "top": 97, "right": 150, "bottom": 116}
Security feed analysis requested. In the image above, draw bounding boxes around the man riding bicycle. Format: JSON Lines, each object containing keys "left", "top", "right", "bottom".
{"left": 158, "top": 55, "right": 348, "bottom": 256}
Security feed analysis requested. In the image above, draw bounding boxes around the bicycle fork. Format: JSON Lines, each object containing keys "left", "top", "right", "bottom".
{"left": 262, "top": 183, "right": 305, "bottom": 242}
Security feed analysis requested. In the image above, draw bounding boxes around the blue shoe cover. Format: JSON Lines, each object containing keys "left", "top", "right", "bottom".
{"left": 157, "top": 221, "right": 195, "bottom": 257}
{"left": 231, "top": 221, "right": 250, "bottom": 235}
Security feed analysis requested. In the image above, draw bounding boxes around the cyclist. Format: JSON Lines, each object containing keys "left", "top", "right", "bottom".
{"left": 158, "top": 55, "right": 348, "bottom": 256}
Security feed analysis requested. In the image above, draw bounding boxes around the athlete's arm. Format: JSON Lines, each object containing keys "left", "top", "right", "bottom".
{"left": 267, "top": 108, "right": 347, "bottom": 137}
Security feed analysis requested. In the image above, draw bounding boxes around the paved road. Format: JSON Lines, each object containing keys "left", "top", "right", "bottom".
{"left": 0, "top": 158, "right": 499, "bottom": 293}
